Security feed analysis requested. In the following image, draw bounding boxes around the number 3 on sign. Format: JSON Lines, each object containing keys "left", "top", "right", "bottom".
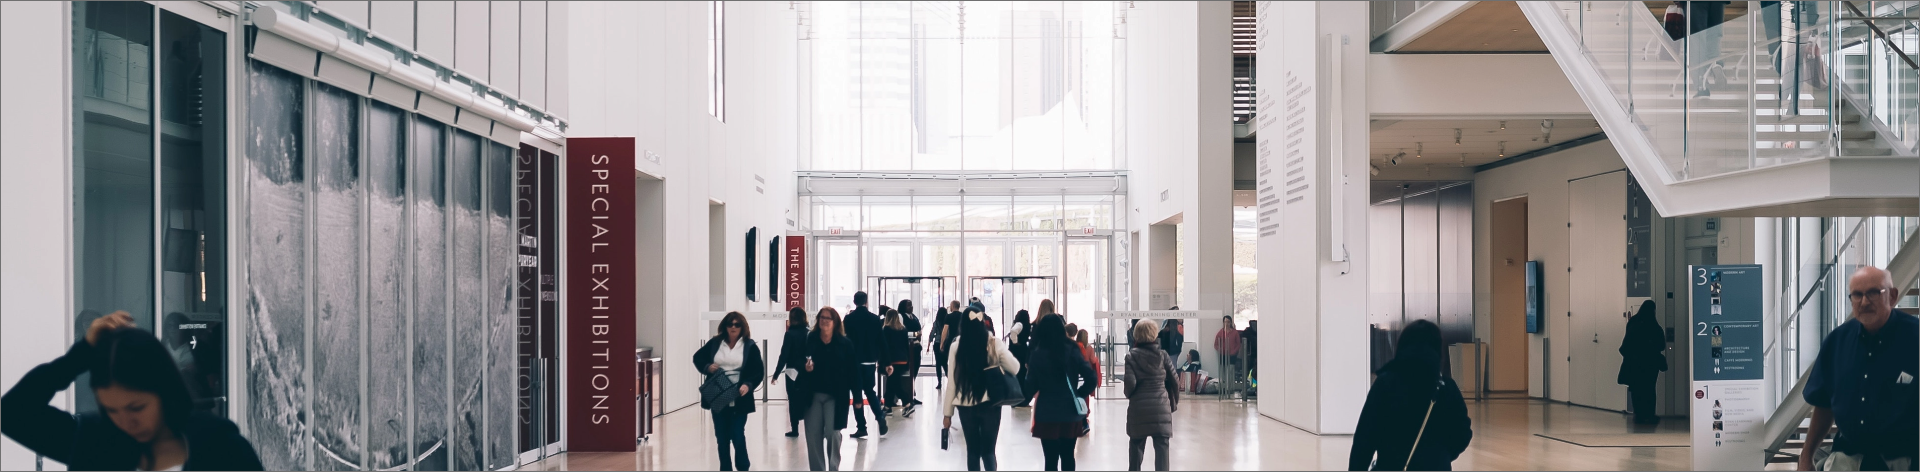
{"left": 1696, "top": 268, "right": 1709, "bottom": 286}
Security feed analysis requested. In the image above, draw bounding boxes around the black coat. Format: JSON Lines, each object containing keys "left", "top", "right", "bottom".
{"left": 1617, "top": 303, "right": 1668, "bottom": 387}
{"left": 844, "top": 307, "right": 884, "bottom": 363}
{"left": 1027, "top": 342, "right": 1098, "bottom": 424}
{"left": 883, "top": 326, "right": 914, "bottom": 365}
{"left": 1348, "top": 360, "right": 1473, "bottom": 471}
{"left": 797, "top": 332, "right": 856, "bottom": 430}
{"left": 2, "top": 341, "right": 265, "bottom": 471}
{"left": 691, "top": 336, "right": 766, "bottom": 414}
{"left": 775, "top": 325, "right": 811, "bottom": 375}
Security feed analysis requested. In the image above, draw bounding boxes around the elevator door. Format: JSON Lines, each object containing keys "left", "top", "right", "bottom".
{"left": 1568, "top": 172, "right": 1630, "bottom": 411}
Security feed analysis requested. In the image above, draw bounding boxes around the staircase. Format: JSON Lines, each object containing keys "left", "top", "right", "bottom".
{"left": 1521, "top": 1, "right": 1919, "bottom": 217}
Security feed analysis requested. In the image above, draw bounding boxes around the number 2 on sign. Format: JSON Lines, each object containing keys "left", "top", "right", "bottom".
{"left": 1696, "top": 268, "right": 1709, "bottom": 286}
{"left": 1697, "top": 322, "right": 1709, "bottom": 336}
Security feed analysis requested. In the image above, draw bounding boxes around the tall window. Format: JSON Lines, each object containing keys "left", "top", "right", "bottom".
{"left": 709, "top": 1, "right": 726, "bottom": 122}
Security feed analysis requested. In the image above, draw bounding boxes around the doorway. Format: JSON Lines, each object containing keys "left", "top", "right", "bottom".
{"left": 1567, "top": 171, "right": 1630, "bottom": 411}
{"left": 1489, "top": 197, "right": 1529, "bottom": 393}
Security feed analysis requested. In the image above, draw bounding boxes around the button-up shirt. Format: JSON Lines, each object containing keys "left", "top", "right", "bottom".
{"left": 1804, "top": 309, "right": 1918, "bottom": 457}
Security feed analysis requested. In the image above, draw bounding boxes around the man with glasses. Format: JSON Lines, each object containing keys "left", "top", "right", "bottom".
{"left": 1799, "top": 266, "right": 1917, "bottom": 471}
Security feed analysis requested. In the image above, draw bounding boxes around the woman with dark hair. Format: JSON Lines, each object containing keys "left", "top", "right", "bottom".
{"left": 800, "top": 307, "right": 855, "bottom": 471}
{"left": 1008, "top": 310, "right": 1034, "bottom": 408}
{"left": 2, "top": 311, "right": 264, "bottom": 470}
{"left": 1027, "top": 311, "right": 1097, "bottom": 471}
{"left": 693, "top": 311, "right": 765, "bottom": 471}
{"left": 943, "top": 307, "right": 1019, "bottom": 471}
{"left": 898, "top": 299, "right": 924, "bottom": 410}
{"left": 881, "top": 307, "right": 914, "bottom": 413}
{"left": 1348, "top": 319, "right": 1472, "bottom": 471}
{"left": 773, "top": 307, "right": 812, "bottom": 437}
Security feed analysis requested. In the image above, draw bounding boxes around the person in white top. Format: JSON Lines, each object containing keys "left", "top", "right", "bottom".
{"left": 693, "top": 312, "right": 764, "bottom": 471}
{"left": 942, "top": 307, "right": 1021, "bottom": 471}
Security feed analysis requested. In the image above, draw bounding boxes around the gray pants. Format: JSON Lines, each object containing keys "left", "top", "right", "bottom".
{"left": 803, "top": 393, "right": 843, "bottom": 471}
{"left": 1129, "top": 435, "right": 1170, "bottom": 471}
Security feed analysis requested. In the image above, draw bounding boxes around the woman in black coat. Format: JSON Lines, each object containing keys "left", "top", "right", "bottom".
{"left": 773, "top": 307, "right": 812, "bottom": 437}
{"left": 1349, "top": 320, "right": 1472, "bottom": 471}
{"left": 1617, "top": 300, "right": 1667, "bottom": 424}
{"left": 2, "top": 311, "right": 264, "bottom": 471}
{"left": 692, "top": 312, "right": 766, "bottom": 471}
{"left": 799, "top": 307, "right": 856, "bottom": 471}
{"left": 1027, "top": 313, "right": 1099, "bottom": 471}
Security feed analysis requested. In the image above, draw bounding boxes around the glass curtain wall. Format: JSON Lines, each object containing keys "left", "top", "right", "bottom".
{"left": 241, "top": 57, "right": 518, "bottom": 471}
{"left": 73, "top": 1, "right": 232, "bottom": 417}
{"left": 1767, "top": 216, "right": 1918, "bottom": 401}
{"left": 811, "top": 194, "right": 1120, "bottom": 328}
{"left": 804, "top": 1, "right": 1121, "bottom": 171}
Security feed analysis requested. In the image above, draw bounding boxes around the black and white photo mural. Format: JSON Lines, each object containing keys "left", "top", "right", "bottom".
{"left": 241, "top": 57, "right": 519, "bottom": 471}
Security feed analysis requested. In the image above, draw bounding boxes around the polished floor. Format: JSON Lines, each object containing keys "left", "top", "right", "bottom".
{"left": 523, "top": 379, "right": 1696, "bottom": 471}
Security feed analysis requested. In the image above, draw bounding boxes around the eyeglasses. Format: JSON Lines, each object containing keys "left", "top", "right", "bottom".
{"left": 726, "top": 322, "right": 744, "bottom": 328}
{"left": 1848, "top": 288, "right": 1888, "bottom": 301}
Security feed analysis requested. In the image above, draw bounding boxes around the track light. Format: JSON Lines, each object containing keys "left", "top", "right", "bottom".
{"left": 1498, "top": 141, "right": 1507, "bottom": 157}
{"left": 1416, "top": 143, "right": 1423, "bottom": 158}
{"left": 1499, "top": 120, "right": 1507, "bottom": 130}
{"left": 1541, "top": 119, "right": 1555, "bottom": 144}
{"left": 1454, "top": 129, "right": 1463, "bottom": 145}
{"left": 1370, "top": 164, "right": 1382, "bottom": 176}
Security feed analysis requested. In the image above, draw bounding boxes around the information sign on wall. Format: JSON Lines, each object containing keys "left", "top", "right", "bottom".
{"left": 1689, "top": 264, "right": 1766, "bottom": 470}
{"left": 565, "top": 137, "right": 637, "bottom": 452}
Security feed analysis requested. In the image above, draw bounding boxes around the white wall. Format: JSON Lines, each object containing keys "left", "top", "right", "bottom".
{"left": 1368, "top": 54, "right": 1589, "bottom": 119}
{"left": 316, "top": 1, "right": 567, "bottom": 119}
{"left": 1124, "top": 1, "right": 1237, "bottom": 382}
{"left": 1, "top": 2, "right": 71, "bottom": 470}
{"left": 1470, "top": 139, "right": 1627, "bottom": 399}
{"left": 567, "top": 0, "right": 800, "bottom": 413}
{"left": 1253, "top": 1, "right": 1372, "bottom": 435}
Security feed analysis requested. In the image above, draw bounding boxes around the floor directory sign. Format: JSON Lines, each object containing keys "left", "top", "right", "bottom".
{"left": 1689, "top": 264, "right": 1766, "bottom": 470}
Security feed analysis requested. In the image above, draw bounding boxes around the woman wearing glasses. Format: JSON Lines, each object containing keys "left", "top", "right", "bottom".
{"left": 693, "top": 311, "right": 765, "bottom": 471}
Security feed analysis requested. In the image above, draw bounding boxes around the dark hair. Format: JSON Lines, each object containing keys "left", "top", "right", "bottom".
{"left": 815, "top": 307, "right": 845, "bottom": 338}
{"left": 898, "top": 299, "right": 914, "bottom": 317}
{"left": 952, "top": 318, "right": 991, "bottom": 399}
{"left": 1385, "top": 319, "right": 1446, "bottom": 381}
{"left": 90, "top": 327, "right": 195, "bottom": 434}
{"left": 1013, "top": 310, "right": 1033, "bottom": 346}
{"left": 1033, "top": 312, "right": 1069, "bottom": 351}
{"left": 854, "top": 291, "right": 869, "bottom": 307}
{"left": 717, "top": 311, "right": 752, "bottom": 340}
{"left": 789, "top": 307, "right": 810, "bottom": 330}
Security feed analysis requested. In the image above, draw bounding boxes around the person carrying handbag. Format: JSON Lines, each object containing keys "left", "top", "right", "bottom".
{"left": 942, "top": 307, "right": 1022, "bottom": 471}
{"left": 1027, "top": 311, "right": 1098, "bottom": 471}
{"left": 1348, "top": 320, "right": 1472, "bottom": 471}
{"left": 692, "top": 312, "right": 766, "bottom": 471}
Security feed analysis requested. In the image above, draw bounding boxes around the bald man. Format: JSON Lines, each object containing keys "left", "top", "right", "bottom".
{"left": 1799, "top": 266, "right": 1917, "bottom": 471}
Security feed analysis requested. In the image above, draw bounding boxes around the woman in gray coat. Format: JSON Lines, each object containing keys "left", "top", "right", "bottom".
{"left": 1124, "top": 319, "right": 1180, "bottom": 471}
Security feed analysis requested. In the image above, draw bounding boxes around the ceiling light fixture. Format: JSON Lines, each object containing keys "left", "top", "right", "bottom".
{"left": 1499, "top": 120, "right": 1507, "bottom": 130}
{"left": 1454, "top": 129, "right": 1463, "bottom": 145}
{"left": 1498, "top": 141, "right": 1507, "bottom": 157}
{"left": 1540, "top": 119, "right": 1555, "bottom": 144}
{"left": 1416, "top": 142, "right": 1424, "bottom": 158}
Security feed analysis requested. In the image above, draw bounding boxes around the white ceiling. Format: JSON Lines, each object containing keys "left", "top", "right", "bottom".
{"left": 1368, "top": 118, "right": 1602, "bottom": 168}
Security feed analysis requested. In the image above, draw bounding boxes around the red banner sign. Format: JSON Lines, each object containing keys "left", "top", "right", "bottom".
{"left": 785, "top": 235, "right": 806, "bottom": 311}
{"left": 565, "top": 137, "right": 637, "bottom": 452}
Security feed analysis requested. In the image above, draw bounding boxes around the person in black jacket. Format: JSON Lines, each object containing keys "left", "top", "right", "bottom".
{"left": 1027, "top": 313, "right": 1098, "bottom": 471}
{"left": 881, "top": 308, "right": 914, "bottom": 415}
{"left": 773, "top": 307, "right": 812, "bottom": 437}
{"left": 841, "top": 291, "right": 888, "bottom": 438}
{"left": 692, "top": 311, "right": 765, "bottom": 471}
{"left": 2, "top": 311, "right": 264, "bottom": 471}
{"left": 799, "top": 307, "right": 856, "bottom": 471}
{"left": 1617, "top": 300, "right": 1668, "bottom": 424}
{"left": 1349, "top": 320, "right": 1472, "bottom": 471}
{"left": 1008, "top": 310, "right": 1034, "bottom": 408}
{"left": 899, "top": 299, "right": 925, "bottom": 410}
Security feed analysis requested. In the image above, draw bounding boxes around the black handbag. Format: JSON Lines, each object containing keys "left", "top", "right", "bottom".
{"left": 700, "top": 371, "right": 741, "bottom": 411}
{"left": 981, "top": 365, "right": 1024, "bottom": 407}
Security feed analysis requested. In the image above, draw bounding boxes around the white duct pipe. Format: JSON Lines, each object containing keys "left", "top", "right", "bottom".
{"left": 252, "top": 7, "right": 537, "bottom": 132}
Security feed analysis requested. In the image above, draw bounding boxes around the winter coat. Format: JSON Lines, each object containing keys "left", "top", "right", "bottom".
{"left": 1159, "top": 324, "right": 1184, "bottom": 358}
{"left": 1, "top": 341, "right": 265, "bottom": 471}
{"left": 844, "top": 307, "right": 884, "bottom": 363}
{"left": 1027, "top": 342, "right": 1098, "bottom": 424}
{"left": 1124, "top": 344, "right": 1181, "bottom": 438}
{"left": 797, "top": 332, "right": 856, "bottom": 430}
{"left": 774, "top": 325, "right": 811, "bottom": 378}
{"left": 883, "top": 325, "right": 914, "bottom": 366}
{"left": 692, "top": 336, "right": 765, "bottom": 413}
{"left": 1348, "top": 358, "right": 1473, "bottom": 471}
{"left": 1617, "top": 302, "right": 1668, "bottom": 387}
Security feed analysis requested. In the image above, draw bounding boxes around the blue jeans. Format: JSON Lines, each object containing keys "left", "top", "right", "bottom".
{"left": 712, "top": 408, "right": 750, "bottom": 470}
